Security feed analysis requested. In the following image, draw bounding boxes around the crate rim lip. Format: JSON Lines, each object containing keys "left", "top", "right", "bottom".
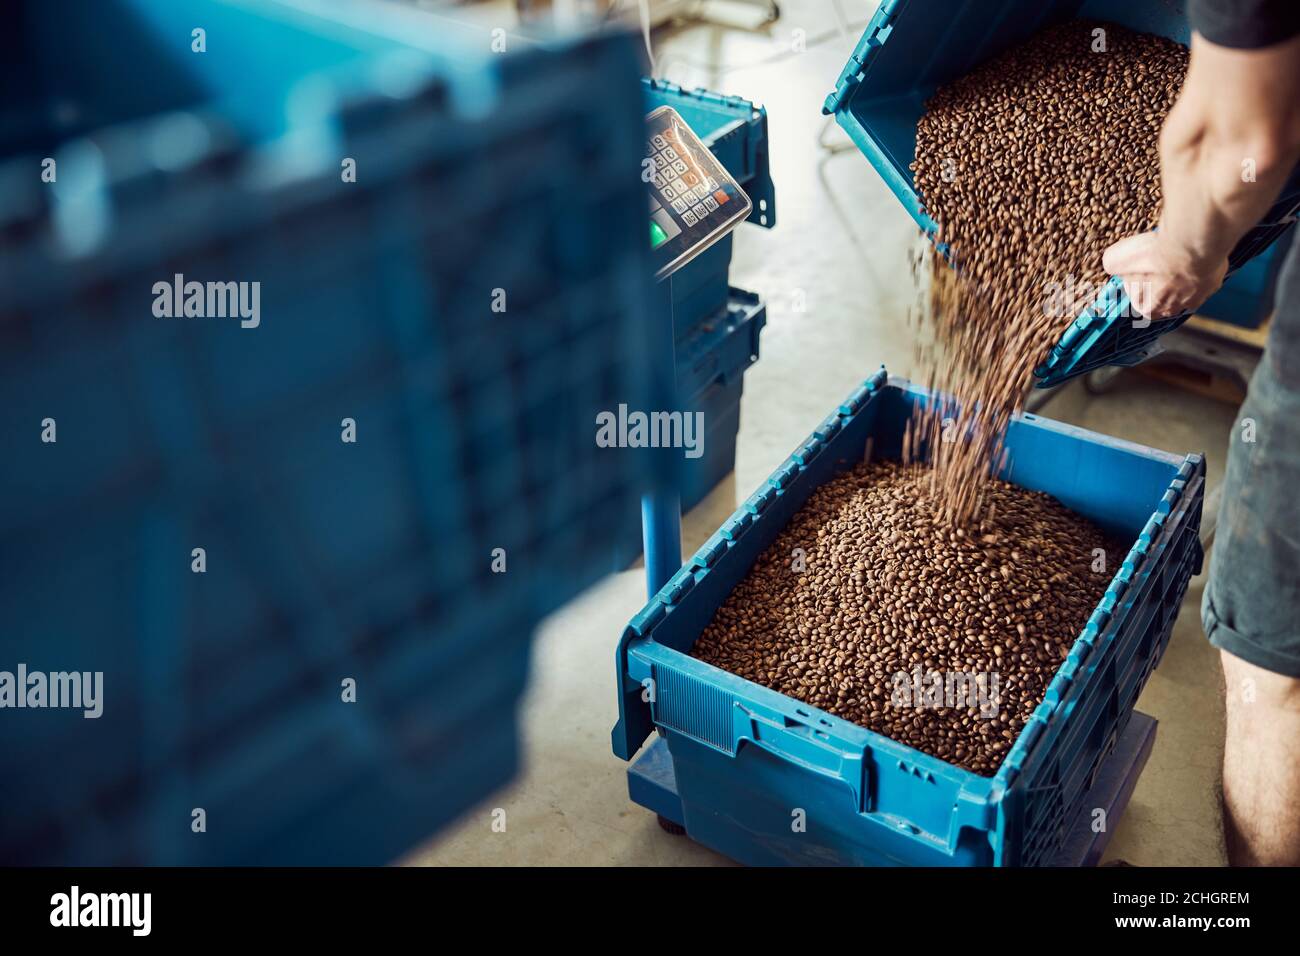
{"left": 619, "top": 370, "right": 1204, "bottom": 802}
{"left": 641, "top": 76, "right": 767, "bottom": 125}
{"left": 676, "top": 286, "right": 766, "bottom": 382}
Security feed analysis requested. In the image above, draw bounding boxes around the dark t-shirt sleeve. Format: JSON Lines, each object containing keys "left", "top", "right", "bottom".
{"left": 1188, "top": 0, "right": 1300, "bottom": 49}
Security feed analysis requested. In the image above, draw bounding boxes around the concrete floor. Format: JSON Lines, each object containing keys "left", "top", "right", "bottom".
{"left": 408, "top": 0, "right": 1236, "bottom": 866}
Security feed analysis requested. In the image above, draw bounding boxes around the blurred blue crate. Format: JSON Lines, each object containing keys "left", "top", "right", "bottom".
{"left": 824, "top": 0, "right": 1300, "bottom": 388}
{"left": 644, "top": 79, "right": 774, "bottom": 339}
{"left": 0, "top": 1, "right": 657, "bottom": 864}
{"left": 614, "top": 370, "right": 1205, "bottom": 866}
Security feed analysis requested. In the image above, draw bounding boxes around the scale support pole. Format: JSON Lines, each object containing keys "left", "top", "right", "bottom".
{"left": 641, "top": 275, "right": 682, "bottom": 598}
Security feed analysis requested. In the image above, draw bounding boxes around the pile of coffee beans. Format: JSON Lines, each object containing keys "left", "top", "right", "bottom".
{"left": 907, "top": 19, "right": 1188, "bottom": 525}
{"left": 691, "top": 463, "right": 1121, "bottom": 774}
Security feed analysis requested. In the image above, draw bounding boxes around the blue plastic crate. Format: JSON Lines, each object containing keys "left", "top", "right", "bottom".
{"left": 613, "top": 370, "right": 1205, "bottom": 866}
{"left": 1199, "top": 229, "right": 1294, "bottom": 330}
{"left": 644, "top": 79, "right": 775, "bottom": 338}
{"left": 666, "top": 234, "right": 735, "bottom": 344}
{"left": 824, "top": 0, "right": 1300, "bottom": 388}
{"left": 0, "top": 2, "right": 657, "bottom": 864}
{"left": 678, "top": 288, "right": 765, "bottom": 399}
{"left": 681, "top": 377, "right": 744, "bottom": 511}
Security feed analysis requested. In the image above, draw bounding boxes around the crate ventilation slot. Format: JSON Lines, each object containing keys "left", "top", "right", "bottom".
{"left": 653, "top": 666, "right": 735, "bottom": 755}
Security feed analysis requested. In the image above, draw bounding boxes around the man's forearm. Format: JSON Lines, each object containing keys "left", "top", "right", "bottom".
{"left": 1157, "top": 33, "right": 1300, "bottom": 270}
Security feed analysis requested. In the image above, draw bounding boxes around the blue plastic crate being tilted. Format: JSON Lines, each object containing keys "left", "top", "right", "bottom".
{"left": 613, "top": 370, "right": 1205, "bottom": 866}
{"left": 824, "top": 0, "right": 1300, "bottom": 388}
{"left": 644, "top": 79, "right": 775, "bottom": 337}
{"left": 0, "top": 0, "right": 658, "bottom": 864}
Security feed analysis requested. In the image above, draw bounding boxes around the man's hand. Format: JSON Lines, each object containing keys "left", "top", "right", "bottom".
{"left": 1104, "top": 31, "right": 1300, "bottom": 322}
{"left": 1102, "top": 230, "right": 1228, "bottom": 320}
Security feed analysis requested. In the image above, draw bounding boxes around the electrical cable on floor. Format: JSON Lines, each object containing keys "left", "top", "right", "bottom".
{"left": 829, "top": 0, "right": 852, "bottom": 40}
{"left": 816, "top": 149, "right": 871, "bottom": 257}
{"left": 1022, "top": 382, "right": 1062, "bottom": 414}
{"left": 653, "top": 16, "right": 870, "bottom": 81}
{"left": 636, "top": 0, "right": 659, "bottom": 76}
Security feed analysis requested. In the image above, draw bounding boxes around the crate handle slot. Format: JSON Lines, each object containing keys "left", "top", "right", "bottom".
{"left": 736, "top": 704, "right": 871, "bottom": 812}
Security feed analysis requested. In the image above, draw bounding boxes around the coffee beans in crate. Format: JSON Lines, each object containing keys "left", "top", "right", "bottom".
{"left": 691, "top": 462, "right": 1124, "bottom": 775}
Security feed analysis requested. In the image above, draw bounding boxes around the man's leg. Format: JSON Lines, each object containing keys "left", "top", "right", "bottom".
{"left": 1203, "top": 239, "right": 1300, "bottom": 866}
{"left": 1220, "top": 649, "right": 1300, "bottom": 866}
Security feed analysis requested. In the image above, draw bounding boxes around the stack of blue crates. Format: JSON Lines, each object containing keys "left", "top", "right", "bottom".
{"left": 824, "top": 0, "right": 1300, "bottom": 387}
{"left": 645, "top": 79, "right": 776, "bottom": 513}
{"left": 614, "top": 370, "right": 1205, "bottom": 866}
{"left": 676, "top": 290, "right": 766, "bottom": 508}
{"left": 608, "top": 81, "right": 777, "bottom": 569}
{"left": 1, "top": 0, "right": 658, "bottom": 864}
{"left": 644, "top": 78, "right": 776, "bottom": 346}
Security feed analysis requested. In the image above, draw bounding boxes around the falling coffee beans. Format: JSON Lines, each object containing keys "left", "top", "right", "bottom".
{"left": 691, "top": 463, "right": 1124, "bottom": 775}
{"left": 906, "top": 19, "right": 1188, "bottom": 526}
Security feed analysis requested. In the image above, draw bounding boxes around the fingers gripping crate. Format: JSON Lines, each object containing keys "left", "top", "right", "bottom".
{"left": 0, "top": 3, "right": 657, "bottom": 864}
{"left": 823, "top": 0, "right": 1300, "bottom": 388}
{"left": 613, "top": 371, "right": 1205, "bottom": 866}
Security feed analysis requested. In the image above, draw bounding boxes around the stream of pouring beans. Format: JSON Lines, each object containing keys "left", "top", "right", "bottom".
{"left": 908, "top": 19, "right": 1187, "bottom": 527}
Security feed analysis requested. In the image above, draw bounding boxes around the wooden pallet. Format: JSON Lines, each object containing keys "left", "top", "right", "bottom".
{"left": 1184, "top": 312, "right": 1271, "bottom": 349}
{"left": 1132, "top": 313, "right": 1270, "bottom": 405}
{"left": 1135, "top": 360, "right": 1247, "bottom": 404}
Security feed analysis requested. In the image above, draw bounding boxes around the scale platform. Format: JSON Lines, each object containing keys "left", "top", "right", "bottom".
{"left": 628, "top": 710, "right": 1157, "bottom": 867}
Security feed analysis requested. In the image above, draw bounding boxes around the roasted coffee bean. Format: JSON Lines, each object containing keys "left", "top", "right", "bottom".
{"left": 690, "top": 463, "right": 1123, "bottom": 776}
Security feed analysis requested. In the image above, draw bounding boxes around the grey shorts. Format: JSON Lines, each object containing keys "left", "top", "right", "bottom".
{"left": 1202, "top": 239, "right": 1300, "bottom": 677}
